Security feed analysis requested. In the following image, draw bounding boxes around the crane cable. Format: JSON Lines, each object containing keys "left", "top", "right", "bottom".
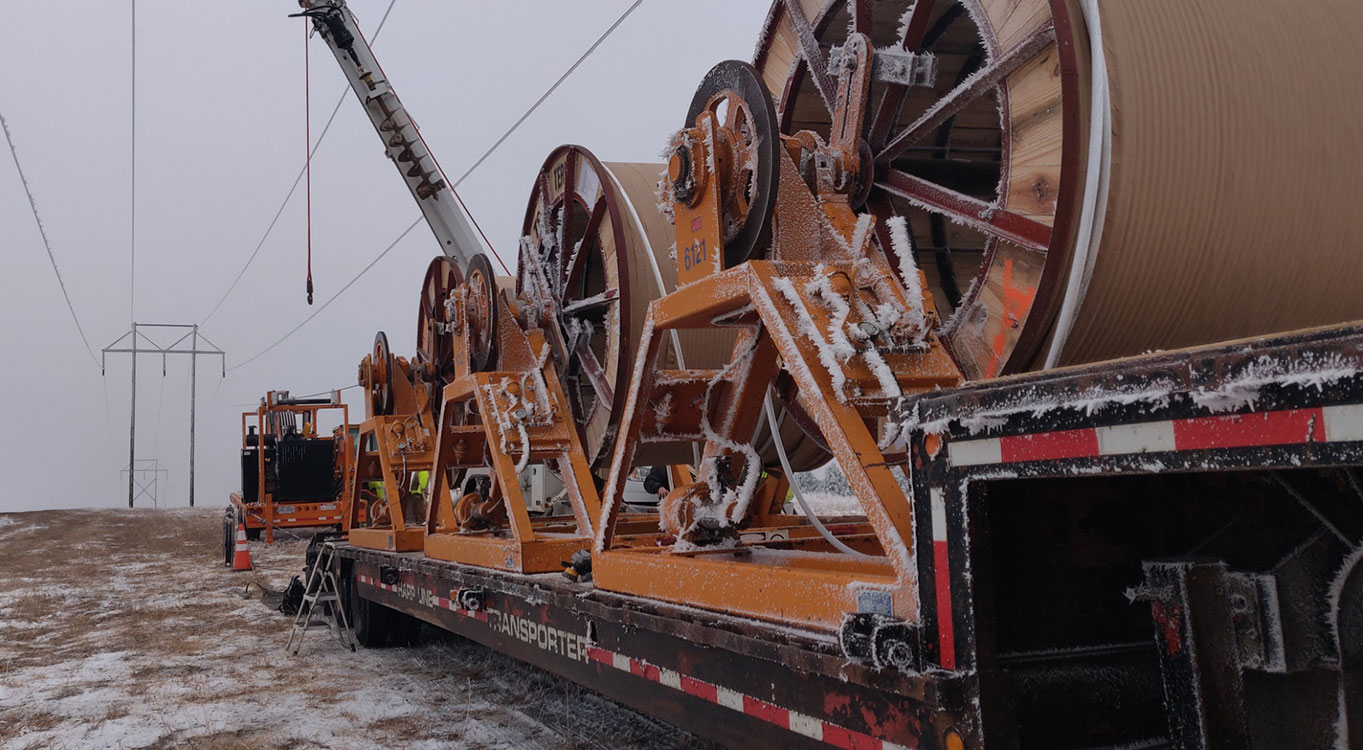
{"left": 230, "top": 1, "right": 645, "bottom": 373}
{"left": 200, "top": 0, "right": 398, "bottom": 325}
{"left": 305, "top": 18, "right": 314, "bottom": 305}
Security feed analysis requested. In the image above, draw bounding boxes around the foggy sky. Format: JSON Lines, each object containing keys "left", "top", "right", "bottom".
{"left": 0, "top": 0, "right": 771, "bottom": 511}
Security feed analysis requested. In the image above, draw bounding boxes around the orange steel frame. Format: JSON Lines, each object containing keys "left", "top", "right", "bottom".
{"left": 234, "top": 393, "right": 351, "bottom": 544}
{"left": 422, "top": 274, "right": 605, "bottom": 573}
{"left": 591, "top": 49, "right": 963, "bottom": 631}
{"left": 345, "top": 355, "right": 437, "bottom": 553}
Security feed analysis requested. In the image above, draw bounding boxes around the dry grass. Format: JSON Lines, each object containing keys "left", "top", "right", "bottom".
{"left": 0, "top": 509, "right": 704, "bottom": 750}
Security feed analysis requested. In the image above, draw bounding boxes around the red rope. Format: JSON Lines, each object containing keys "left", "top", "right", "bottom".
{"left": 304, "top": 20, "right": 314, "bottom": 305}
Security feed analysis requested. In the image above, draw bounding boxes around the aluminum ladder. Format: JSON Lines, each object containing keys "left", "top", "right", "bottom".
{"left": 284, "top": 542, "right": 356, "bottom": 654}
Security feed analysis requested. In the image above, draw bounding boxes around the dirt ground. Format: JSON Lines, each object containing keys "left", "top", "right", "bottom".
{"left": 0, "top": 509, "right": 706, "bottom": 749}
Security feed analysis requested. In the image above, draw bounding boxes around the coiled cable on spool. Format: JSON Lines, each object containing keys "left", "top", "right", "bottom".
{"left": 1043, "top": 0, "right": 1111, "bottom": 368}
{"left": 762, "top": 391, "right": 869, "bottom": 558}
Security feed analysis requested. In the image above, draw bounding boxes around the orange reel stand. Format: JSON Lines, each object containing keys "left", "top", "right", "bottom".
{"left": 422, "top": 256, "right": 604, "bottom": 574}
{"left": 345, "top": 334, "right": 436, "bottom": 553}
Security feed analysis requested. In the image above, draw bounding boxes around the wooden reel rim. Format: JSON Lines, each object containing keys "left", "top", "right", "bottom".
{"left": 415, "top": 255, "right": 460, "bottom": 390}
{"left": 464, "top": 253, "right": 499, "bottom": 373}
{"left": 518, "top": 145, "right": 635, "bottom": 470}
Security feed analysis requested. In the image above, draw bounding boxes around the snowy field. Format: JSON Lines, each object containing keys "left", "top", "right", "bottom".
{"left": 0, "top": 509, "right": 706, "bottom": 749}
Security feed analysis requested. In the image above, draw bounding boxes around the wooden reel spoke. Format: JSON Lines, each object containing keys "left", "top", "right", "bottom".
{"left": 756, "top": 0, "right": 1081, "bottom": 380}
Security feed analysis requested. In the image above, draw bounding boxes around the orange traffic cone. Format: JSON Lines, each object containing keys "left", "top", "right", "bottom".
{"left": 232, "top": 523, "right": 253, "bottom": 571}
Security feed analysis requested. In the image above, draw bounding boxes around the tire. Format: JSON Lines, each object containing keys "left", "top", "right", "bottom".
{"left": 347, "top": 569, "right": 391, "bottom": 648}
{"left": 245, "top": 526, "right": 262, "bottom": 542}
{"left": 222, "top": 511, "right": 234, "bottom": 567}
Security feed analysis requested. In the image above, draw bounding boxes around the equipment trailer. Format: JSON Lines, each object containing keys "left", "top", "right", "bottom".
{"left": 281, "top": 1, "right": 1362, "bottom": 746}
{"left": 226, "top": 390, "right": 352, "bottom": 548}
{"left": 332, "top": 323, "right": 1363, "bottom": 749}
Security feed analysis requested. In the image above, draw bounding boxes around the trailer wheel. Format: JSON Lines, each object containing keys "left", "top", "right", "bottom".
{"left": 389, "top": 611, "right": 423, "bottom": 648}
{"left": 221, "top": 510, "right": 234, "bottom": 567}
{"left": 347, "top": 570, "right": 391, "bottom": 648}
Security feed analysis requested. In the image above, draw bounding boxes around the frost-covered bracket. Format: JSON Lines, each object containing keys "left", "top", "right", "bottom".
{"left": 827, "top": 46, "right": 937, "bottom": 88}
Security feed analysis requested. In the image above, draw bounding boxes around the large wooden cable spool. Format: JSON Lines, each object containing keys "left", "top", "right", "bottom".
{"left": 756, "top": 0, "right": 1363, "bottom": 378}
{"left": 518, "top": 145, "right": 830, "bottom": 472}
{"left": 415, "top": 256, "right": 459, "bottom": 407}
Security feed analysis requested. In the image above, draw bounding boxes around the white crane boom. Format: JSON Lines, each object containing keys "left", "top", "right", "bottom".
{"left": 295, "top": 0, "right": 486, "bottom": 270}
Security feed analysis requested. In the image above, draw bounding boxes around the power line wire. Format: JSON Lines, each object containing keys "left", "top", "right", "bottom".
{"left": 1, "top": 110, "right": 101, "bottom": 368}
{"left": 201, "top": 0, "right": 399, "bottom": 325}
{"left": 228, "top": 216, "right": 423, "bottom": 372}
{"left": 451, "top": 0, "right": 643, "bottom": 189}
{"left": 230, "top": 1, "right": 644, "bottom": 370}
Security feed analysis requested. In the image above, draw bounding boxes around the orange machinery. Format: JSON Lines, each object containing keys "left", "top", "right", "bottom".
{"left": 228, "top": 390, "right": 352, "bottom": 544}
{"left": 590, "top": 53, "right": 962, "bottom": 631}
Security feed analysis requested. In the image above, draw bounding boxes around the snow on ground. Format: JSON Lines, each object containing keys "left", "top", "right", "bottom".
{"left": 796, "top": 492, "right": 861, "bottom": 517}
{"left": 0, "top": 509, "right": 705, "bottom": 750}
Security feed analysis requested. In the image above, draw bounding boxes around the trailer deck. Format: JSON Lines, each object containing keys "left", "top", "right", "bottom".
{"left": 337, "top": 324, "right": 1363, "bottom": 748}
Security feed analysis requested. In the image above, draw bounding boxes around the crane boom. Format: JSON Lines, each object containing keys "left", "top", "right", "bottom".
{"left": 296, "top": 0, "right": 486, "bottom": 270}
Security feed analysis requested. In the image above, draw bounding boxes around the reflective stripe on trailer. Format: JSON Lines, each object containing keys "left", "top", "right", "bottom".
{"left": 929, "top": 488, "right": 955, "bottom": 670}
{"left": 585, "top": 646, "right": 913, "bottom": 749}
{"left": 946, "top": 404, "right": 1357, "bottom": 467}
{"left": 356, "top": 574, "right": 914, "bottom": 748}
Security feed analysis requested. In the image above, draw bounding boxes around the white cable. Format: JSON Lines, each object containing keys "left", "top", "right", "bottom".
{"left": 607, "top": 166, "right": 700, "bottom": 467}
{"left": 763, "top": 393, "right": 869, "bottom": 557}
{"left": 1043, "top": 0, "right": 1111, "bottom": 368}
{"left": 606, "top": 168, "right": 688, "bottom": 369}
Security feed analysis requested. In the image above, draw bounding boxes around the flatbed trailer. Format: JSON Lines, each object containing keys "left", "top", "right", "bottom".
{"left": 332, "top": 323, "right": 1363, "bottom": 749}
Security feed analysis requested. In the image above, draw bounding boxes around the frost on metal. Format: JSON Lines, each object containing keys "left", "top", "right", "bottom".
{"left": 1329, "top": 545, "right": 1363, "bottom": 750}
{"left": 886, "top": 216, "right": 929, "bottom": 341}
{"left": 904, "top": 377, "right": 1182, "bottom": 438}
{"left": 1191, "top": 352, "right": 1360, "bottom": 414}
{"left": 773, "top": 274, "right": 849, "bottom": 400}
{"left": 940, "top": 274, "right": 983, "bottom": 338}
{"left": 653, "top": 162, "right": 676, "bottom": 226}
{"left": 895, "top": 4, "right": 916, "bottom": 46}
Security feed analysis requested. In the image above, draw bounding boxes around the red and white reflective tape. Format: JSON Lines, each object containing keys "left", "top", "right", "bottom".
{"left": 584, "top": 646, "right": 913, "bottom": 749}
{"left": 356, "top": 574, "right": 911, "bottom": 748}
{"left": 357, "top": 574, "right": 485, "bottom": 623}
{"left": 928, "top": 488, "right": 956, "bottom": 670}
{"left": 946, "top": 404, "right": 1363, "bottom": 468}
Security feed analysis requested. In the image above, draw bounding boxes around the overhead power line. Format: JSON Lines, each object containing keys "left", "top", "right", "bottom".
{"left": 201, "top": 0, "right": 398, "bottom": 326}
{"left": 228, "top": 216, "right": 423, "bottom": 372}
{"left": 230, "top": 0, "right": 645, "bottom": 370}
{"left": 451, "top": 0, "right": 644, "bottom": 189}
{"left": 1, "top": 110, "right": 100, "bottom": 367}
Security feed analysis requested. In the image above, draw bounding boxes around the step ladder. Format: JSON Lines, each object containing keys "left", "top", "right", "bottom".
{"left": 284, "top": 542, "right": 356, "bottom": 654}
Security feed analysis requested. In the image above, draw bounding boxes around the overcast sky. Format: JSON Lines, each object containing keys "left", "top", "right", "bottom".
{"left": 0, "top": 0, "right": 772, "bottom": 511}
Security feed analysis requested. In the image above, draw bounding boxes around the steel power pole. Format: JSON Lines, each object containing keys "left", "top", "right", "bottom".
{"left": 103, "top": 323, "right": 224, "bottom": 508}
{"left": 127, "top": 322, "right": 137, "bottom": 508}
{"left": 189, "top": 324, "right": 198, "bottom": 507}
